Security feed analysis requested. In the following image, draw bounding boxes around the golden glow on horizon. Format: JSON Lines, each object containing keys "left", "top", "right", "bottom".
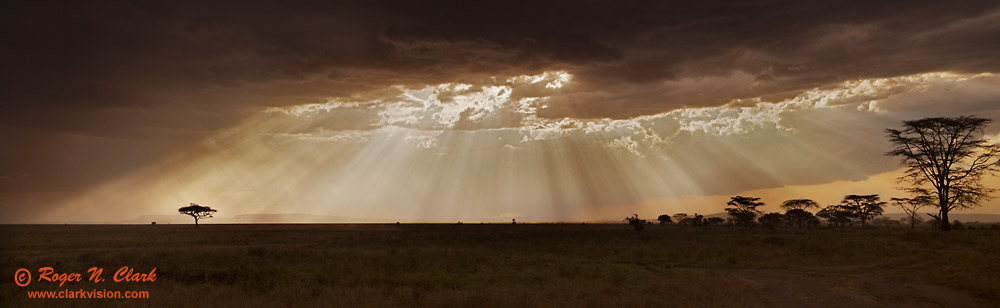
{"left": 46, "top": 71, "right": 1000, "bottom": 223}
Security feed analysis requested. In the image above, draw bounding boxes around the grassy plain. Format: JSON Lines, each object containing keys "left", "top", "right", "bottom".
{"left": 1, "top": 224, "right": 998, "bottom": 307}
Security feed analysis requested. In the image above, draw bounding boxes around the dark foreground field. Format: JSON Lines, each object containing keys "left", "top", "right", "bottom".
{"left": 2, "top": 224, "right": 998, "bottom": 307}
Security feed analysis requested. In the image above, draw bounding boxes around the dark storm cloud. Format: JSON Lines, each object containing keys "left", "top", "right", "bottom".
{"left": 4, "top": 1, "right": 999, "bottom": 119}
{"left": 1, "top": 0, "right": 998, "bottom": 202}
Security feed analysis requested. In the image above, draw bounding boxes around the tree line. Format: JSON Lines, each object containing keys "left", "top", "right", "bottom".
{"left": 651, "top": 194, "right": 916, "bottom": 230}
{"left": 632, "top": 116, "right": 1000, "bottom": 232}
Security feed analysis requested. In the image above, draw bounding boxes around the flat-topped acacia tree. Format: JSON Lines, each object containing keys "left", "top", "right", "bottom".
{"left": 178, "top": 203, "right": 217, "bottom": 228}
{"left": 839, "top": 194, "right": 886, "bottom": 228}
{"left": 780, "top": 199, "right": 820, "bottom": 228}
{"left": 725, "top": 196, "right": 764, "bottom": 226}
{"left": 779, "top": 199, "right": 819, "bottom": 211}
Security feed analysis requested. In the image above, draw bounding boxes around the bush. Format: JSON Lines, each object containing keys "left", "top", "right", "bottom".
{"left": 657, "top": 214, "right": 673, "bottom": 225}
{"left": 705, "top": 217, "right": 726, "bottom": 226}
{"left": 625, "top": 214, "right": 646, "bottom": 232}
{"left": 952, "top": 220, "right": 964, "bottom": 230}
{"left": 758, "top": 213, "right": 785, "bottom": 230}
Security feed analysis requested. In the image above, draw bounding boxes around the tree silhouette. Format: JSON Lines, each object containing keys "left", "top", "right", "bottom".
{"left": 178, "top": 203, "right": 217, "bottom": 228}
{"left": 758, "top": 213, "right": 785, "bottom": 229}
{"left": 926, "top": 213, "right": 941, "bottom": 227}
{"left": 625, "top": 214, "right": 646, "bottom": 231}
{"left": 779, "top": 199, "right": 819, "bottom": 211}
{"left": 679, "top": 214, "right": 705, "bottom": 227}
{"left": 657, "top": 214, "right": 673, "bottom": 225}
{"left": 691, "top": 213, "right": 705, "bottom": 227}
{"left": 672, "top": 213, "right": 688, "bottom": 226}
{"left": 725, "top": 196, "right": 763, "bottom": 226}
{"left": 784, "top": 209, "right": 819, "bottom": 228}
{"left": 705, "top": 217, "right": 726, "bottom": 226}
{"left": 816, "top": 205, "right": 856, "bottom": 227}
{"left": 779, "top": 199, "right": 820, "bottom": 228}
{"left": 891, "top": 196, "right": 933, "bottom": 229}
{"left": 887, "top": 116, "right": 1000, "bottom": 231}
{"left": 840, "top": 194, "right": 886, "bottom": 228}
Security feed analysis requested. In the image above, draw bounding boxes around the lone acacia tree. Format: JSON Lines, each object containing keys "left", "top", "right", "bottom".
{"left": 178, "top": 203, "right": 217, "bottom": 228}
{"left": 887, "top": 116, "right": 1000, "bottom": 231}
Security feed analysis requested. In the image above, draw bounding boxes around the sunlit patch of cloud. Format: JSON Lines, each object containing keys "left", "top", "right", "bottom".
{"left": 608, "top": 136, "right": 642, "bottom": 157}
{"left": 403, "top": 131, "right": 441, "bottom": 149}
{"left": 51, "top": 71, "right": 1000, "bottom": 223}
{"left": 268, "top": 71, "right": 1000, "bottom": 157}
{"left": 507, "top": 71, "right": 572, "bottom": 89}
{"left": 267, "top": 100, "right": 375, "bottom": 117}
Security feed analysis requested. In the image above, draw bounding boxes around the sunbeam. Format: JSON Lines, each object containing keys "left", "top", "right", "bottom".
{"left": 46, "top": 71, "right": 1000, "bottom": 223}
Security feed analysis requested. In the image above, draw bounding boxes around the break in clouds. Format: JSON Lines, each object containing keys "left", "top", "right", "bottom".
{"left": 3, "top": 1, "right": 1000, "bottom": 222}
{"left": 44, "top": 72, "right": 1000, "bottom": 223}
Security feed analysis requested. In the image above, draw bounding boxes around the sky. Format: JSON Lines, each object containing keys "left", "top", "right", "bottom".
{"left": 2, "top": 1, "right": 1000, "bottom": 223}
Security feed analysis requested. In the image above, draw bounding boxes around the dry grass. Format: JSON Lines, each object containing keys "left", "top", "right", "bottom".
{"left": 1, "top": 224, "right": 998, "bottom": 307}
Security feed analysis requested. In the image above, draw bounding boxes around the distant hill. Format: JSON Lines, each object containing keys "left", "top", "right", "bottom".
{"left": 704, "top": 212, "right": 728, "bottom": 219}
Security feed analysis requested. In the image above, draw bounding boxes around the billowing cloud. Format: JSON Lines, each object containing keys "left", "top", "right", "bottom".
{"left": 3, "top": 1, "right": 1000, "bottom": 222}
{"left": 20, "top": 71, "right": 999, "bottom": 223}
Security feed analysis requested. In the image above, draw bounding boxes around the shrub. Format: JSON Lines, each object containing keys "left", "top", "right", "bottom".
{"left": 625, "top": 214, "right": 646, "bottom": 232}
{"left": 705, "top": 217, "right": 726, "bottom": 226}
{"left": 758, "top": 213, "right": 785, "bottom": 230}
{"left": 951, "top": 220, "right": 964, "bottom": 230}
{"left": 657, "top": 214, "right": 673, "bottom": 225}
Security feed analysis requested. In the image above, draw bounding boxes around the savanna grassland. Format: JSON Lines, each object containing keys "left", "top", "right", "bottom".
{"left": 1, "top": 224, "right": 998, "bottom": 307}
